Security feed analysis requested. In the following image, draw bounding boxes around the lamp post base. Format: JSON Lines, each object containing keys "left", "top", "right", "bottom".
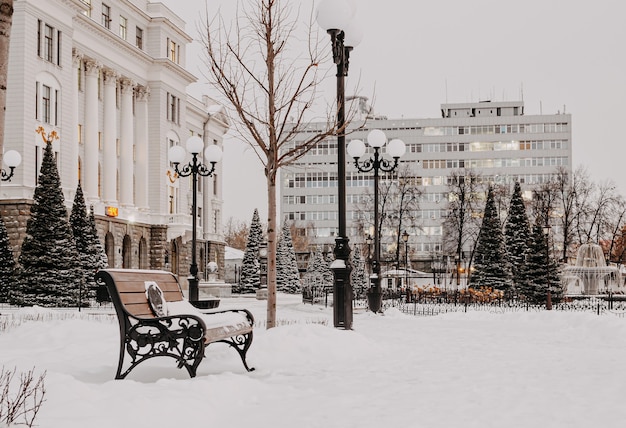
{"left": 366, "top": 286, "right": 382, "bottom": 313}
{"left": 188, "top": 276, "right": 199, "bottom": 302}
{"left": 331, "top": 237, "right": 353, "bottom": 329}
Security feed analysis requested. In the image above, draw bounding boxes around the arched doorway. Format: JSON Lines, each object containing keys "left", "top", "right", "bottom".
{"left": 122, "top": 235, "right": 131, "bottom": 268}
{"left": 138, "top": 237, "right": 148, "bottom": 269}
{"left": 105, "top": 232, "right": 115, "bottom": 267}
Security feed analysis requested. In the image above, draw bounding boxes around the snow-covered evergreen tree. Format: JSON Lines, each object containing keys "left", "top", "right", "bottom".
{"left": 89, "top": 205, "right": 108, "bottom": 270}
{"left": 240, "top": 209, "right": 263, "bottom": 292}
{"left": 305, "top": 246, "right": 332, "bottom": 287}
{"left": 525, "top": 222, "right": 563, "bottom": 305}
{"left": 276, "top": 221, "right": 301, "bottom": 293}
{"left": 504, "top": 182, "right": 531, "bottom": 299}
{"left": 471, "top": 185, "right": 512, "bottom": 292}
{"left": 351, "top": 246, "right": 368, "bottom": 293}
{"left": 14, "top": 134, "right": 81, "bottom": 307}
{"left": 0, "top": 214, "right": 16, "bottom": 302}
{"left": 70, "top": 183, "right": 108, "bottom": 304}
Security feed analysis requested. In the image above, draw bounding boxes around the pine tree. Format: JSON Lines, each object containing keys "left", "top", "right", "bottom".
{"left": 240, "top": 209, "right": 263, "bottom": 292}
{"left": 351, "top": 246, "right": 368, "bottom": 294}
{"left": 14, "top": 133, "right": 81, "bottom": 307}
{"left": 504, "top": 182, "right": 531, "bottom": 299}
{"left": 525, "top": 222, "right": 563, "bottom": 305}
{"left": 89, "top": 206, "right": 108, "bottom": 270}
{"left": 276, "top": 221, "right": 301, "bottom": 293}
{"left": 70, "top": 184, "right": 108, "bottom": 305}
{"left": 0, "top": 214, "right": 16, "bottom": 302}
{"left": 306, "top": 246, "right": 332, "bottom": 287}
{"left": 471, "top": 185, "right": 512, "bottom": 292}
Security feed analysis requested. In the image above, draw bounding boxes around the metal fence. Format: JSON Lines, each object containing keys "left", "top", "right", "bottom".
{"left": 301, "top": 286, "right": 626, "bottom": 318}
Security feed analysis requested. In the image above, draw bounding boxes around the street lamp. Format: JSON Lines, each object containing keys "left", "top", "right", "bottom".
{"left": 402, "top": 230, "right": 409, "bottom": 290}
{"left": 543, "top": 223, "right": 552, "bottom": 310}
{"left": 1, "top": 150, "right": 21, "bottom": 182}
{"left": 317, "top": 0, "right": 362, "bottom": 329}
{"left": 348, "top": 129, "right": 406, "bottom": 312}
{"left": 168, "top": 135, "right": 222, "bottom": 303}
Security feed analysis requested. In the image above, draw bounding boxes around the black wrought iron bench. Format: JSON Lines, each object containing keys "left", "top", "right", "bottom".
{"left": 95, "top": 269, "right": 254, "bottom": 379}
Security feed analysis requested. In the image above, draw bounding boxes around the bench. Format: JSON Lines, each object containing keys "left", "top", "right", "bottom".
{"left": 95, "top": 268, "right": 255, "bottom": 379}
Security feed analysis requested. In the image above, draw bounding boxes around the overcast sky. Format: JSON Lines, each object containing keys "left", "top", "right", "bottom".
{"left": 159, "top": 0, "right": 626, "bottom": 224}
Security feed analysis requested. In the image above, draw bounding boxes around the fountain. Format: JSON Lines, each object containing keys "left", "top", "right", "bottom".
{"left": 562, "top": 243, "right": 622, "bottom": 295}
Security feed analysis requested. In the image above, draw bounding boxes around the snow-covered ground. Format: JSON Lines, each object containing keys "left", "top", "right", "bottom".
{"left": 1, "top": 294, "right": 625, "bottom": 427}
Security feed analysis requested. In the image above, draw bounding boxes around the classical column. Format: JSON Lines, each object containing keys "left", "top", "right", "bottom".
{"left": 102, "top": 69, "right": 118, "bottom": 204}
{"left": 119, "top": 78, "right": 135, "bottom": 207}
{"left": 83, "top": 59, "right": 100, "bottom": 201}
{"left": 134, "top": 85, "right": 150, "bottom": 210}
{"left": 69, "top": 49, "right": 82, "bottom": 191}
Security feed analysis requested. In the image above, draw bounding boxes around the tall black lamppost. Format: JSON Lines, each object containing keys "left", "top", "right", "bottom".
{"left": 168, "top": 136, "right": 222, "bottom": 303}
{"left": 402, "top": 230, "right": 409, "bottom": 289}
{"left": 348, "top": 129, "right": 406, "bottom": 313}
{"left": 543, "top": 223, "right": 552, "bottom": 310}
{"left": 317, "top": 0, "right": 362, "bottom": 329}
{"left": 1, "top": 150, "right": 21, "bottom": 182}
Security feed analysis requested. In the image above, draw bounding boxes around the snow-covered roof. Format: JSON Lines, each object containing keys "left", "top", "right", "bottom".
{"left": 225, "top": 246, "right": 244, "bottom": 260}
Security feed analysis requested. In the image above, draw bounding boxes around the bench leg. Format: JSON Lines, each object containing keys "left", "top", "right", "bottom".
{"left": 214, "top": 331, "right": 255, "bottom": 372}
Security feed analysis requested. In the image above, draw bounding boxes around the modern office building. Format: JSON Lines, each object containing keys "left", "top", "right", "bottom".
{"left": 281, "top": 100, "right": 572, "bottom": 267}
{"left": 0, "top": 0, "right": 228, "bottom": 285}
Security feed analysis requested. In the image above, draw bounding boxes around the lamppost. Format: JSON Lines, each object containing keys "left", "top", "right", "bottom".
{"left": 348, "top": 129, "right": 406, "bottom": 312}
{"left": 543, "top": 223, "right": 552, "bottom": 310}
{"left": 1, "top": 150, "right": 22, "bottom": 182}
{"left": 317, "top": 0, "right": 362, "bottom": 329}
{"left": 168, "top": 136, "right": 222, "bottom": 303}
{"left": 402, "top": 230, "right": 409, "bottom": 290}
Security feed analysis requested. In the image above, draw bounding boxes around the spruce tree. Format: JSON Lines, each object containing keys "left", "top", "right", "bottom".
{"left": 306, "top": 246, "right": 332, "bottom": 287}
{"left": 471, "top": 185, "right": 512, "bottom": 292}
{"left": 0, "top": 214, "right": 16, "bottom": 302}
{"left": 89, "top": 206, "right": 109, "bottom": 270}
{"left": 276, "top": 221, "right": 301, "bottom": 293}
{"left": 14, "top": 136, "right": 81, "bottom": 307}
{"left": 504, "top": 182, "right": 531, "bottom": 299}
{"left": 351, "top": 246, "right": 368, "bottom": 294}
{"left": 525, "top": 222, "right": 563, "bottom": 305}
{"left": 240, "top": 209, "right": 263, "bottom": 292}
{"left": 70, "top": 183, "right": 108, "bottom": 305}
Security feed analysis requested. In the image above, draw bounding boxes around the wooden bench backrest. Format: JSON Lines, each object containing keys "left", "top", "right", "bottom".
{"left": 101, "top": 269, "right": 184, "bottom": 319}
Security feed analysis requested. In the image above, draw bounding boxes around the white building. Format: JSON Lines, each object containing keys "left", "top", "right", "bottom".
{"left": 281, "top": 100, "right": 572, "bottom": 268}
{"left": 0, "top": 0, "right": 228, "bottom": 283}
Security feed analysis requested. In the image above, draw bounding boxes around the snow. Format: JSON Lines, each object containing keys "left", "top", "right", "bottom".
{"left": 1, "top": 294, "right": 626, "bottom": 427}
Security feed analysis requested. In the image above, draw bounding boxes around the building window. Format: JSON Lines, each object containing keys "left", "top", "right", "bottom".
{"left": 135, "top": 27, "right": 143, "bottom": 49}
{"left": 166, "top": 92, "right": 180, "bottom": 124}
{"left": 102, "top": 4, "right": 111, "bottom": 29}
{"left": 167, "top": 38, "right": 179, "bottom": 63}
{"left": 44, "top": 24, "right": 53, "bottom": 62}
{"left": 42, "top": 85, "right": 51, "bottom": 124}
{"left": 119, "top": 16, "right": 127, "bottom": 40}
{"left": 56, "top": 30, "right": 62, "bottom": 66}
{"left": 82, "top": 0, "right": 92, "bottom": 17}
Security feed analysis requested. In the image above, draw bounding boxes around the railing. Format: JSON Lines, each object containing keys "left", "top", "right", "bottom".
{"left": 301, "top": 286, "right": 626, "bottom": 317}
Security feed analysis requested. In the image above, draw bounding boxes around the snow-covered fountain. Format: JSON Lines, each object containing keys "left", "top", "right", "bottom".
{"left": 562, "top": 243, "right": 622, "bottom": 295}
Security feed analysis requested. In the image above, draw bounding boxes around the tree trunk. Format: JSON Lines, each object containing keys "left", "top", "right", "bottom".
{"left": 266, "top": 173, "right": 277, "bottom": 329}
{"left": 0, "top": 0, "right": 14, "bottom": 163}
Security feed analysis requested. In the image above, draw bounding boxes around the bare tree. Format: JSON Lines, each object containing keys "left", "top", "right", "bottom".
{"left": 200, "top": 1, "right": 346, "bottom": 328}
{"left": 442, "top": 170, "right": 485, "bottom": 284}
{"left": 223, "top": 217, "right": 250, "bottom": 251}
{"left": 0, "top": 0, "right": 14, "bottom": 164}
{"left": 352, "top": 165, "right": 421, "bottom": 266}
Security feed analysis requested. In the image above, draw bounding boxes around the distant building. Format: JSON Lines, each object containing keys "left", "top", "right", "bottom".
{"left": 280, "top": 100, "right": 572, "bottom": 267}
{"left": 0, "top": 0, "right": 227, "bottom": 286}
